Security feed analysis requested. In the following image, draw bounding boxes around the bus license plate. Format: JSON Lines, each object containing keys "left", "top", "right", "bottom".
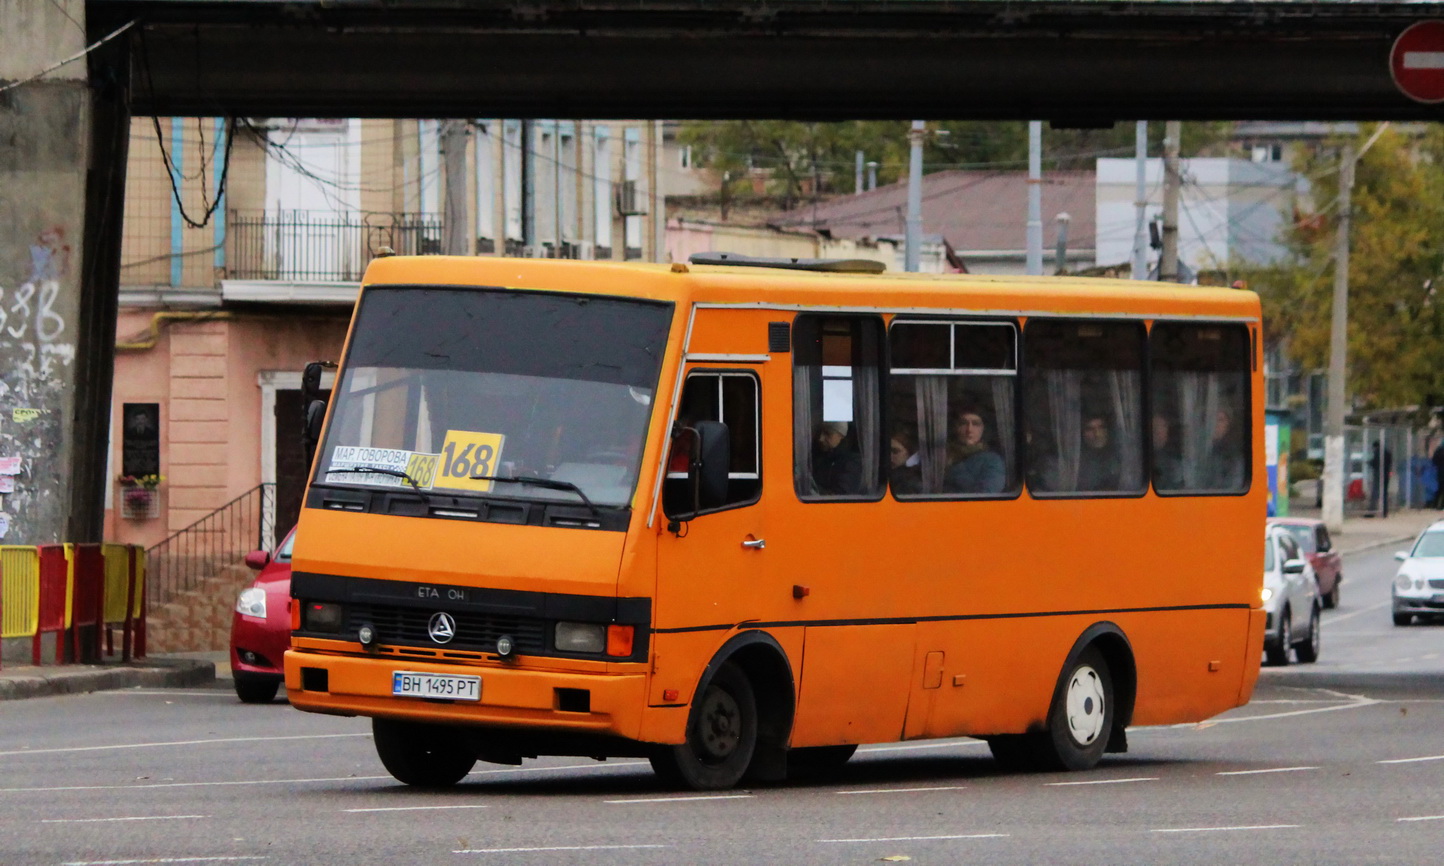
{"left": 392, "top": 672, "right": 481, "bottom": 701}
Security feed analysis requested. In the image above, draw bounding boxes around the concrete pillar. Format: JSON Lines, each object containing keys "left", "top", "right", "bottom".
{"left": 0, "top": 1, "right": 130, "bottom": 543}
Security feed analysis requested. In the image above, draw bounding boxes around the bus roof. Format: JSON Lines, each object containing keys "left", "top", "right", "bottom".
{"left": 360, "top": 255, "right": 1261, "bottom": 321}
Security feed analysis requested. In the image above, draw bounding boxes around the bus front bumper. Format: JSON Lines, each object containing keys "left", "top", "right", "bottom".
{"left": 283, "top": 648, "right": 650, "bottom": 739}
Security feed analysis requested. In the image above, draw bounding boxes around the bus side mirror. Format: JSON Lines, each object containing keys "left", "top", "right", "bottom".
{"left": 303, "top": 399, "right": 327, "bottom": 466}
{"left": 694, "top": 420, "right": 730, "bottom": 511}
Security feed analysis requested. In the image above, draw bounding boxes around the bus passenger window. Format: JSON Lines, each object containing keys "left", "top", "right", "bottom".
{"left": 1022, "top": 319, "right": 1146, "bottom": 496}
{"left": 794, "top": 315, "right": 885, "bottom": 500}
{"left": 888, "top": 320, "right": 1019, "bottom": 498}
{"left": 1150, "top": 323, "right": 1250, "bottom": 494}
{"left": 664, "top": 371, "right": 761, "bottom": 513}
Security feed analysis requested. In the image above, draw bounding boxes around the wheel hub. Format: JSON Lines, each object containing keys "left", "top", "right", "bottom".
{"left": 696, "top": 687, "right": 741, "bottom": 761}
{"left": 1065, "top": 664, "right": 1106, "bottom": 746}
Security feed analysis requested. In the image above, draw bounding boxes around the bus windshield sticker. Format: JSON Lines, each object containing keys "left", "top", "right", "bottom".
{"left": 435, "top": 429, "right": 508, "bottom": 493}
{"left": 326, "top": 446, "right": 439, "bottom": 489}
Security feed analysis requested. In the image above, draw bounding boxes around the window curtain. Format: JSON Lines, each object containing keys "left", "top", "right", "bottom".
{"left": 1107, "top": 370, "right": 1143, "bottom": 491}
{"left": 915, "top": 375, "right": 949, "bottom": 493}
{"left": 793, "top": 362, "right": 819, "bottom": 495}
{"left": 990, "top": 376, "right": 1015, "bottom": 488}
{"left": 1175, "top": 371, "right": 1221, "bottom": 489}
{"left": 1044, "top": 370, "right": 1083, "bottom": 492}
{"left": 854, "top": 325, "right": 882, "bottom": 495}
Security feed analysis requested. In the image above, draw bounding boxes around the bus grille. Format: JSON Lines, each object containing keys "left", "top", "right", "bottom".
{"left": 346, "top": 603, "right": 547, "bottom": 654}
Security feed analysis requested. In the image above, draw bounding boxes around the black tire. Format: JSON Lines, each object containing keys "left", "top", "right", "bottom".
{"left": 649, "top": 662, "right": 757, "bottom": 791}
{"left": 1295, "top": 606, "right": 1321, "bottom": 663}
{"left": 1265, "top": 610, "right": 1292, "bottom": 666}
{"left": 1325, "top": 578, "right": 1341, "bottom": 610}
{"left": 233, "top": 675, "right": 280, "bottom": 704}
{"left": 989, "top": 646, "right": 1115, "bottom": 773}
{"left": 787, "top": 744, "right": 858, "bottom": 778}
{"left": 372, "top": 718, "right": 477, "bottom": 787}
{"left": 1393, "top": 612, "right": 1413, "bottom": 626}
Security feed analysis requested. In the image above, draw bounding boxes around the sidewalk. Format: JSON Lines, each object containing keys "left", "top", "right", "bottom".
{"left": 3, "top": 510, "right": 1439, "bottom": 702}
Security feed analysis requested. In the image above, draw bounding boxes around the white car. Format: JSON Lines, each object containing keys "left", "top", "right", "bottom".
{"left": 1391, "top": 521, "right": 1444, "bottom": 626}
{"left": 1263, "top": 525, "right": 1322, "bottom": 666}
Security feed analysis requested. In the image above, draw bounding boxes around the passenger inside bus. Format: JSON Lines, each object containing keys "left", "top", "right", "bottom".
{"left": 942, "top": 406, "right": 1006, "bottom": 494}
{"left": 889, "top": 426, "right": 922, "bottom": 495}
{"left": 1203, "top": 407, "right": 1246, "bottom": 490}
{"left": 813, "top": 421, "right": 863, "bottom": 495}
{"left": 1151, "top": 412, "right": 1185, "bottom": 490}
{"left": 1077, "top": 412, "right": 1122, "bottom": 491}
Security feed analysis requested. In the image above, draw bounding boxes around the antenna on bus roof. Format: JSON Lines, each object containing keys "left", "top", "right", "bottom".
{"left": 688, "top": 252, "right": 886, "bottom": 274}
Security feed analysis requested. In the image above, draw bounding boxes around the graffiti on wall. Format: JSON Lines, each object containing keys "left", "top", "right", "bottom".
{"left": 0, "top": 225, "right": 77, "bottom": 542}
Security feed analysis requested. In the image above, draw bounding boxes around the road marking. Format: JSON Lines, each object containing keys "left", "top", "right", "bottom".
{"left": 1398, "top": 815, "right": 1444, "bottom": 822}
{"left": 1322, "top": 600, "right": 1390, "bottom": 625}
{"left": 343, "top": 805, "right": 489, "bottom": 813}
{"left": 0, "top": 733, "right": 368, "bottom": 758}
{"left": 819, "top": 834, "right": 1008, "bottom": 843}
{"left": 1189, "top": 692, "right": 1379, "bottom": 725}
{"left": 0, "top": 760, "right": 649, "bottom": 794}
{"left": 42, "top": 816, "right": 208, "bottom": 824}
{"left": 836, "top": 786, "right": 968, "bottom": 795}
{"left": 455, "top": 845, "right": 669, "bottom": 854}
{"left": 62, "top": 859, "right": 266, "bottom": 865}
{"left": 1151, "top": 825, "right": 1299, "bottom": 833}
{"left": 1045, "top": 777, "right": 1157, "bottom": 786}
{"left": 1216, "top": 766, "right": 1319, "bottom": 776}
{"left": 860, "top": 740, "right": 987, "bottom": 753}
{"left": 1379, "top": 754, "right": 1444, "bottom": 764}
{"left": 605, "top": 794, "right": 752, "bottom": 804}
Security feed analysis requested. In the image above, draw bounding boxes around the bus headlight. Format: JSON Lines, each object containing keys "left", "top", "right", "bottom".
{"left": 236, "top": 587, "right": 267, "bottom": 618}
{"left": 555, "top": 622, "right": 606, "bottom": 653}
{"left": 303, "top": 602, "right": 344, "bottom": 632}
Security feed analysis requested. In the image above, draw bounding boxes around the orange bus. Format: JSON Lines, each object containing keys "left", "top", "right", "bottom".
{"left": 285, "top": 253, "right": 1265, "bottom": 790}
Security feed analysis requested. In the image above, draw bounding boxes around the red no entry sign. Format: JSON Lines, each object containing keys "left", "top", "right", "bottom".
{"left": 1391, "top": 21, "right": 1444, "bottom": 103}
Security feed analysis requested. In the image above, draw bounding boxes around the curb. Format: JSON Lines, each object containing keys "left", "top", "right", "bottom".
{"left": 0, "top": 658, "right": 215, "bottom": 701}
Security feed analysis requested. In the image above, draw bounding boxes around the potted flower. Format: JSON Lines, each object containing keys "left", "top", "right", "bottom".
{"left": 118, "top": 473, "right": 164, "bottom": 518}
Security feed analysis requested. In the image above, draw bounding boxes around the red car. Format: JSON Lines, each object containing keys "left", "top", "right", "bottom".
{"left": 229, "top": 529, "right": 295, "bottom": 703}
{"left": 1267, "top": 517, "right": 1342, "bottom": 609}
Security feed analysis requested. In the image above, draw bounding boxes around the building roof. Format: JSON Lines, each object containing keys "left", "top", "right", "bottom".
{"left": 767, "top": 169, "right": 1097, "bottom": 257}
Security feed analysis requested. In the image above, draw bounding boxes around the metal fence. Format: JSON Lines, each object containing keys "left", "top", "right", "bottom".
{"left": 226, "top": 211, "right": 444, "bottom": 282}
{"left": 145, "top": 484, "right": 276, "bottom": 613}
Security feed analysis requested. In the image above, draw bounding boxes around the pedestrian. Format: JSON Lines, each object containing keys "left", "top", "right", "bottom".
{"left": 1369, "top": 440, "right": 1393, "bottom": 516}
{"left": 1432, "top": 438, "right": 1444, "bottom": 509}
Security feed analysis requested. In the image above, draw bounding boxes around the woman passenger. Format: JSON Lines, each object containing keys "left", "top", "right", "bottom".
{"left": 942, "top": 405, "right": 1005, "bottom": 494}
{"left": 889, "top": 427, "right": 922, "bottom": 495}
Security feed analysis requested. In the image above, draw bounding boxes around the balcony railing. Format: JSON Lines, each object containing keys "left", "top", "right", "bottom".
{"left": 226, "top": 210, "right": 444, "bottom": 282}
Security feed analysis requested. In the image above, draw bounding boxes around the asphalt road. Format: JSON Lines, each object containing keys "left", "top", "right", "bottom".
{"left": 1, "top": 545, "right": 1440, "bottom": 866}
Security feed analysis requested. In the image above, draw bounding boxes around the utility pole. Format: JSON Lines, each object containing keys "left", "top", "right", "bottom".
{"left": 521, "top": 119, "right": 535, "bottom": 254}
{"left": 1322, "top": 142, "right": 1355, "bottom": 534}
{"left": 855, "top": 150, "right": 865, "bottom": 195}
{"left": 1160, "top": 120, "right": 1181, "bottom": 281}
{"left": 440, "top": 120, "right": 469, "bottom": 255}
{"left": 1026, "top": 121, "right": 1043, "bottom": 276}
{"left": 905, "top": 120, "right": 924, "bottom": 272}
{"left": 1132, "top": 120, "right": 1149, "bottom": 279}
{"left": 1054, "top": 213, "right": 1071, "bottom": 275}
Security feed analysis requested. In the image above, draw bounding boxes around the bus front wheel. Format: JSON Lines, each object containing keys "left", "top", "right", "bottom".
{"left": 650, "top": 662, "right": 758, "bottom": 791}
{"left": 372, "top": 718, "right": 477, "bottom": 787}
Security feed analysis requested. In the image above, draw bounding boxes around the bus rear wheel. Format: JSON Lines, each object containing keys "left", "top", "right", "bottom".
{"left": 989, "top": 647, "right": 1114, "bottom": 773}
{"left": 650, "top": 662, "right": 757, "bottom": 791}
{"left": 372, "top": 718, "right": 477, "bottom": 787}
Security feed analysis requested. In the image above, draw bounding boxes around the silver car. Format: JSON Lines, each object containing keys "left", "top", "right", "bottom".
{"left": 1391, "top": 521, "right": 1444, "bottom": 625}
{"left": 1263, "top": 525, "right": 1322, "bottom": 666}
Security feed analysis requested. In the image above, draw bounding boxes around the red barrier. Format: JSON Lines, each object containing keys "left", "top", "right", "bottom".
{"left": 70, "top": 544, "right": 105, "bottom": 663}
{"left": 33, "top": 545, "right": 69, "bottom": 665}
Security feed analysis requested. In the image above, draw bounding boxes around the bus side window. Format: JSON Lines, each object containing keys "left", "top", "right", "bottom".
{"left": 1149, "top": 323, "right": 1251, "bottom": 495}
{"left": 664, "top": 371, "right": 761, "bottom": 515}
{"left": 793, "top": 315, "right": 886, "bottom": 500}
{"left": 1022, "top": 319, "right": 1146, "bottom": 496}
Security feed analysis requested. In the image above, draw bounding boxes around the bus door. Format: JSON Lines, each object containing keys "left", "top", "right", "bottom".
{"left": 652, "top": 364, "right": 773, "bottom": 702}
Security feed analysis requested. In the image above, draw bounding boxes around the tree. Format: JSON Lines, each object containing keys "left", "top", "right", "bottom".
{"left": 1248, "top": 124, "right": 1444, "bottom": 411}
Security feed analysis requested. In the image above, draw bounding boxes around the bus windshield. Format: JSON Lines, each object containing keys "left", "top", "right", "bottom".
{"left": 315, "top": 287, "right": 672, "bottom": 508}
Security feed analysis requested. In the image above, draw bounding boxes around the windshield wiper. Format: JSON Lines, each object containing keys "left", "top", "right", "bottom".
{"left": 325, "top": 466, "right": 423, "bottom": 490}
{"left": 470, "top": 475, "right": 600, "bottom": 516}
